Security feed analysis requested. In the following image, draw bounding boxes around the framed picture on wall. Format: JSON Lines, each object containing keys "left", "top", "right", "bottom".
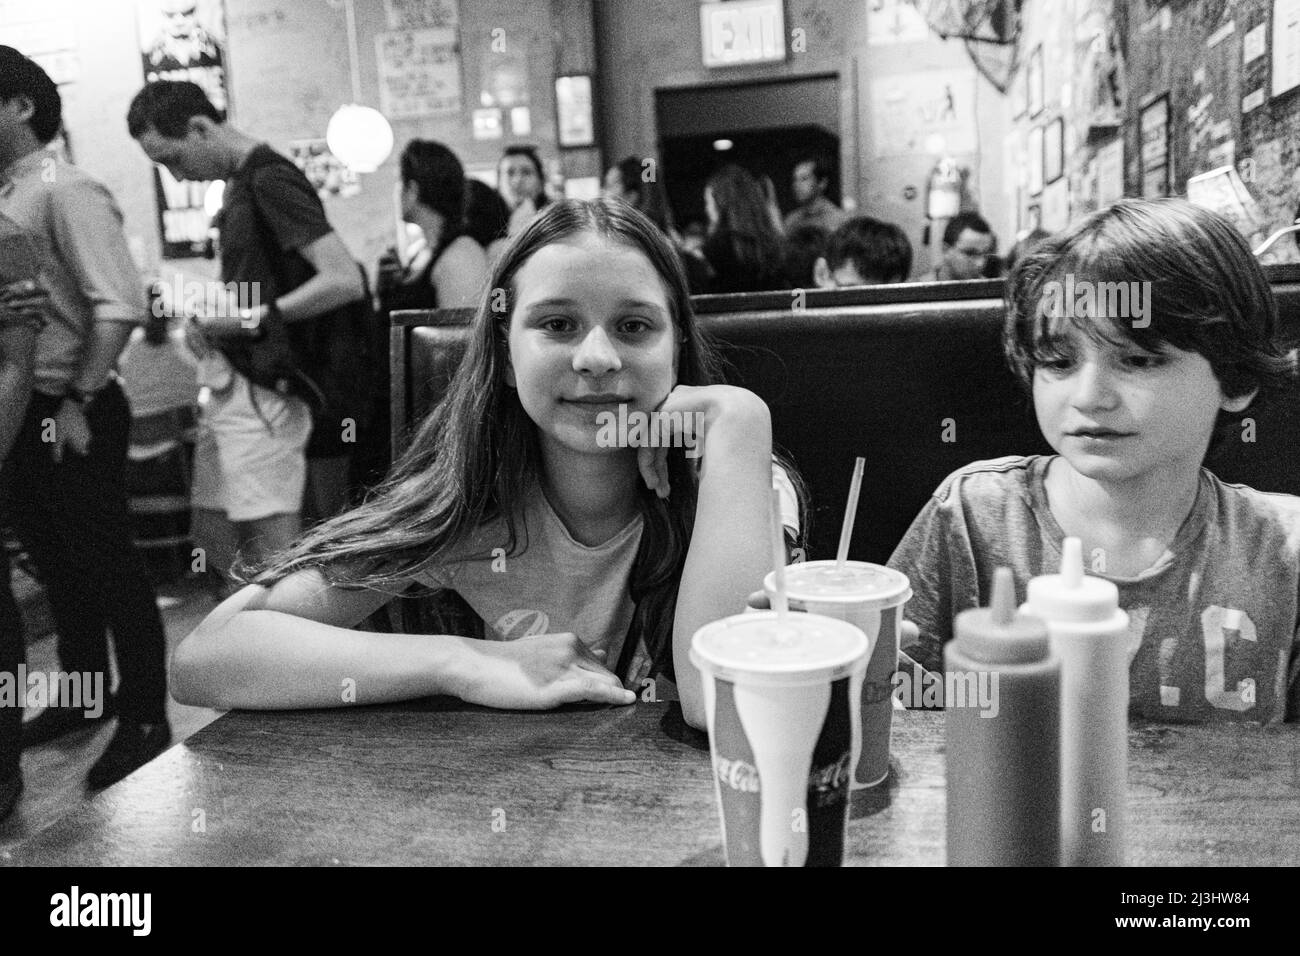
{"left": 1139, "top": 93, "right": 1170, "bottom": 198}
{"left": 1028, "top": 125, "right": 1044, "bottom": 196}
{"left": 1027, "top": 45, "right": 1044, "bottom": 117}
{"left": 555, "top": 74, "right": 595, "bottom": 148}
{"left": 1011, "top": 63, "right": 1027, "bottom": 118}
{"left": 1044, "top": 117, "right": 1064, "bottom": 184}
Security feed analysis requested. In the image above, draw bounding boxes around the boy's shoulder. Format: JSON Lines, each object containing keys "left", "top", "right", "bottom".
{"left": 1208, "top": 472, "right": 1300, "bottom": 544}
{"left": 931, "top": 455, "right": 1045, "bottom": 509}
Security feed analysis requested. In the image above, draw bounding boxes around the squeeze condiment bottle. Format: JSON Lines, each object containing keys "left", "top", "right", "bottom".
{"left": 1024, "top": 537, "right": 1129, "bottom": 866}
{"left": 945, "top": 567, "right": 1059, "bottom": 866}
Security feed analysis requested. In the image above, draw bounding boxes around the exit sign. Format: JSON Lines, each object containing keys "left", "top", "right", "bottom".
{"left": 700, "top": 0, "right": 786, "bottom": 68}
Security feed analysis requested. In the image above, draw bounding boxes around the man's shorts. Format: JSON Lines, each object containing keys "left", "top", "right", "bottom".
{"left": 191, "top": 371, "right": 312, "bottom": 522}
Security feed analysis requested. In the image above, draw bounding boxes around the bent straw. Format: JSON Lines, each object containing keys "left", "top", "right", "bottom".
{"left": 835, "top": 456, "right": 866, "bottom": 569}
{"left": 770, "top": 487, "right": 789, "bottom": 617}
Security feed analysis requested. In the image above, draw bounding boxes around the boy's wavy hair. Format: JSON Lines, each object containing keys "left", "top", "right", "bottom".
{"left": 254, "top": 198, "right": 806, "bottom": 681}
{"left": 1004, "top": 198, "right": 1297, "bottom": 445}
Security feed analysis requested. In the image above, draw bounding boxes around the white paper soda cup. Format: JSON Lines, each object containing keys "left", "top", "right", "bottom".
{"left": 691, "top": 611, "right": 869, "bottom": 866}
{"left": 764, "top": 561, "right": 911, "bottom": 788}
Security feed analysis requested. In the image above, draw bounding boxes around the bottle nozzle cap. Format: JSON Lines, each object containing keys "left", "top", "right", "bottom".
{"left": 1061, "top": 537, "right": 1084, "bottom": 587}
{"left": 1026, "top": 537, "right": 1122, "bottom": 623}
{"left": 952, "top": 567, "right": 1050, "bottom": 664}
{"left": 990, "top": 566, "right": 1015, "bottom": 626}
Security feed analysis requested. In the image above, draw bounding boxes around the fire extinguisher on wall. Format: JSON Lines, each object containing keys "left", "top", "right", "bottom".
{"left": 922, "top": 156, "right": 973, "bottom": 245}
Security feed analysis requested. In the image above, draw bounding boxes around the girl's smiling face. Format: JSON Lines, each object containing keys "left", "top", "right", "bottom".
{"left": 1033, "top": 320, "right": 1254, "bottom": 485}
{"left": 506, "top": 231, "right": 678, "bottom": 457}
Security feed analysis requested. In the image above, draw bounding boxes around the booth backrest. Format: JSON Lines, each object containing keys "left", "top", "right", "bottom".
{"left": 391, "top": 268, "right": 1300, "bottom": 564}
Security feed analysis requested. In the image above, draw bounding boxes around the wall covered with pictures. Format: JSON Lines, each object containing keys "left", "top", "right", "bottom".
{"left": 1008, "top": 0, "right": 1300, "bottom": 261}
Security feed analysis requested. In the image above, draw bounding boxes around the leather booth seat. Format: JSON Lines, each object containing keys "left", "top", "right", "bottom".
{"left": 391, "top": 268, "right": 1300, "bottom": 564}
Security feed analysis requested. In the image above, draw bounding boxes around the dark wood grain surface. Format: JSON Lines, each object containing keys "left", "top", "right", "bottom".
{"left": 4, "top": 700, "right": 1298, "bottom": 866}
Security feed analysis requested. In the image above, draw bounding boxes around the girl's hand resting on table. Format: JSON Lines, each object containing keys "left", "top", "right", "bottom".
{"left": 449, "top": 632, "right": 637, "bottom": 710}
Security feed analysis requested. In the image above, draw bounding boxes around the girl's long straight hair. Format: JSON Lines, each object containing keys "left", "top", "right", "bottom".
{"left": 254, "top": 198, "right": 757, "bottom": 678}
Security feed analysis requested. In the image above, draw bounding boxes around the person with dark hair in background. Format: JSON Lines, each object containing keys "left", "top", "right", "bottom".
{"left": 465, "top": 179, "right": 511, "bottom": 266}
{"left": 604, "top": 155, "right": 711, "bottom": 294}
{"left": 932, "top": 211, "right": 998, "bottom": 281}
{"left": 603, "top": 156, "right": 676, "bottom": 237}
{"left": 368, "top": 142, "right": 488, "bottom": 488}
{"left": 127, "top": 79, "right": 367, "bottom": 556}
{"left": 784, "top": 153, "right": 848, "bottom": 236}
{"left": 782, "top": 225, "right": 830, "bottom": 289}
{"left": 814, "top": 216, "right": 913, "bottom": 287}
{"left": 0, "top": 48, "right": 173, "bottom": 789}
{"left": 498, "top": 144, "right": 551, "bottom": 237}
{"left": 701, "top": 165, "right": 788, "bottom": 294}
{"left": 378, "top": 140, "right": 487, "bottom": 313}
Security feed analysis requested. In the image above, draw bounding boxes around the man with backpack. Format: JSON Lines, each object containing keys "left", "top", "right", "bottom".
{"left": 127, "top": 81, "right": 369, "bottom": 569}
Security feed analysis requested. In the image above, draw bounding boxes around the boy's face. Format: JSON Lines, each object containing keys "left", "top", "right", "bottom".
{"left": 1033, "top": 323, "right": 1254, "bottom": 485}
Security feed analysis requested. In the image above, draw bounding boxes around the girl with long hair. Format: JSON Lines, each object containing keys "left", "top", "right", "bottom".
{"left": 174, "top": 199, "right": 803, "bottom": 731}
{"left": 701, "top": 164, "right": 788, "bottom": 294}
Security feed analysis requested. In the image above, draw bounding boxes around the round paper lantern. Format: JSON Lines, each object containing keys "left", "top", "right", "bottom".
{"left": 326, "top": 104, "right": 394, "bottom": 174}
{"left": 203, "top": 180, "right": 225, "bottom": 218}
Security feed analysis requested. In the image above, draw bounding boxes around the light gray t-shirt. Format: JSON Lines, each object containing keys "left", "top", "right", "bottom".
{"left": 888, "top": 455, "right": 1300, "bottom": 724}
{"left": 412, "top": 468, "right": 801, "bottom": 695}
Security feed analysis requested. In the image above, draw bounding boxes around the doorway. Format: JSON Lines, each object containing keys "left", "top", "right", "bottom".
{"left": 655, "top": 74, "right": 842, "bottom": 232}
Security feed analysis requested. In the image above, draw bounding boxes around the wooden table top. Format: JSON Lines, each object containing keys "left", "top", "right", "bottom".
{"left": 5, "top": 700, "right": 1298, "bottom": 866}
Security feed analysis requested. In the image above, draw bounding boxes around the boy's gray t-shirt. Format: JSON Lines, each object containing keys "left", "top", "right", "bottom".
{"left": 888, "top": 455, "right": 1300, "bottom": 724}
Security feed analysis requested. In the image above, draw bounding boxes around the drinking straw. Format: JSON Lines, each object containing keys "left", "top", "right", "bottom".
{"left": 835, "top": 456, "right": 866, "bottom": 569}
{"left": 770, "top": 487, "right": 789, "bottom": 617}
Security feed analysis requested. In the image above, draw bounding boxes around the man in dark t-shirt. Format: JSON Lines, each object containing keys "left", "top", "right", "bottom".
{"left": 127, "top": 81, "right": 365, "bottom": 567}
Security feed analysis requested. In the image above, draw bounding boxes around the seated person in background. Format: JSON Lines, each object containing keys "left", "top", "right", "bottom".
{"left": 889, "top": 198, "right": 1300, "bottom": 724}
{"left": 498, "top": 144, "right": 551, "bottom": 237}
{"left": 782, "top": 225, "right": 829, "bottom": 289}
{"left": 465, "top": 179, "right": 511, "bottom": 268}
{"left": 783, "top": 153, "right": 848, "bottom": 236}
{"left": 931, "top": 211, "right": 996, "bottom": 281}
{"left": 813, "top": 216, "right": 912, "bottom": 288}
{"left": 701, "top": 164, "right": 789, "bottom": 294}
{"left": 604, "top": 155, "right": 710, "bottom": 293}
{"left": 378, "top": 140, "right": 487, "bottom": 312}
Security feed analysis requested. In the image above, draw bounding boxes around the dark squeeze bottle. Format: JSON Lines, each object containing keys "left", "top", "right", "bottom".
{"left": 945, "top": 567, "right": 1060, "bottom": 866}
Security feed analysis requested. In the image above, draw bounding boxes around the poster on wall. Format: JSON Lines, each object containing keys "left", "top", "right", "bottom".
{"left": 871, "top": 69, "right": 978, "bottom": 157}
{"left": 376, "top": 27, "right": 462, "bottom": 119}
{"left": 1272, "top": 0, "right": 1300, "bottom": 96}
{"left": 1095, "top": 137, "right": 1124, "bottom": 206}
{"left": 1139, "top": 94, "right": 1170, "bottom": 198}
{"left": 866, "top": 0, "right": 930, "bottom": 45}
{"left": 288, "top": 140, "right": 360, "bottom": 200}
{"left": 137, "top": 0, "right": 229, "bottom": 259}
{"left": 1187, "top": 165, "right": 1265, "bottom": 242}
{"left": 385, "top": 0, "right": 458, "bottom": 31}
{"left": 555, "top": 75, "right": 594, "bottom": 148}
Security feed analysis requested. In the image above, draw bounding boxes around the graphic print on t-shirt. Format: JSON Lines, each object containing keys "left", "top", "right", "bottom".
{"left": 492, "top": 609, "right": 551, "bottom": 641}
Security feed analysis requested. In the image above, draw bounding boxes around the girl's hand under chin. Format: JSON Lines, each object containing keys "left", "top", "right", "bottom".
{"left": 447, "top": 632, "right": 637, "bottom": 710}
{"left": 638, "top": 384, "right": 771, "bottom": 499}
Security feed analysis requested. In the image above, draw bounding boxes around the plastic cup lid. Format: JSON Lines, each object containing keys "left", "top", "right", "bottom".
{"left": 690, "top": 611, "right": 869, "bottom": 685}
{"left": 768, "top": 560, "right": 911, "bottom": 608}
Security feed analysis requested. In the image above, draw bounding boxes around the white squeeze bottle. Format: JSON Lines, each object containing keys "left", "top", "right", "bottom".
{"left": 1024, "top": 537, "right": 1129, "bottom": 866}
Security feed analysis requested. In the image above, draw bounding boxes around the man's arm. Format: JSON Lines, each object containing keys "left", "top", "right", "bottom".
{"left": 275, "top": 232, "right": 365, "bottom": 322}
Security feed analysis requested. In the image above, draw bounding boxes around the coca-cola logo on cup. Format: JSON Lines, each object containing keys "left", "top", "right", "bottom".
{"left": 713, "top": 755, "right": 760, "bottom": 793}
{"left": 808, "top": 752, "right": 852, "bottom": 792}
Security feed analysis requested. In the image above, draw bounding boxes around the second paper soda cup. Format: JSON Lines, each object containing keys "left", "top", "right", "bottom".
{"left": 765, "top": 561, "right": 911, "bottom": 788}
